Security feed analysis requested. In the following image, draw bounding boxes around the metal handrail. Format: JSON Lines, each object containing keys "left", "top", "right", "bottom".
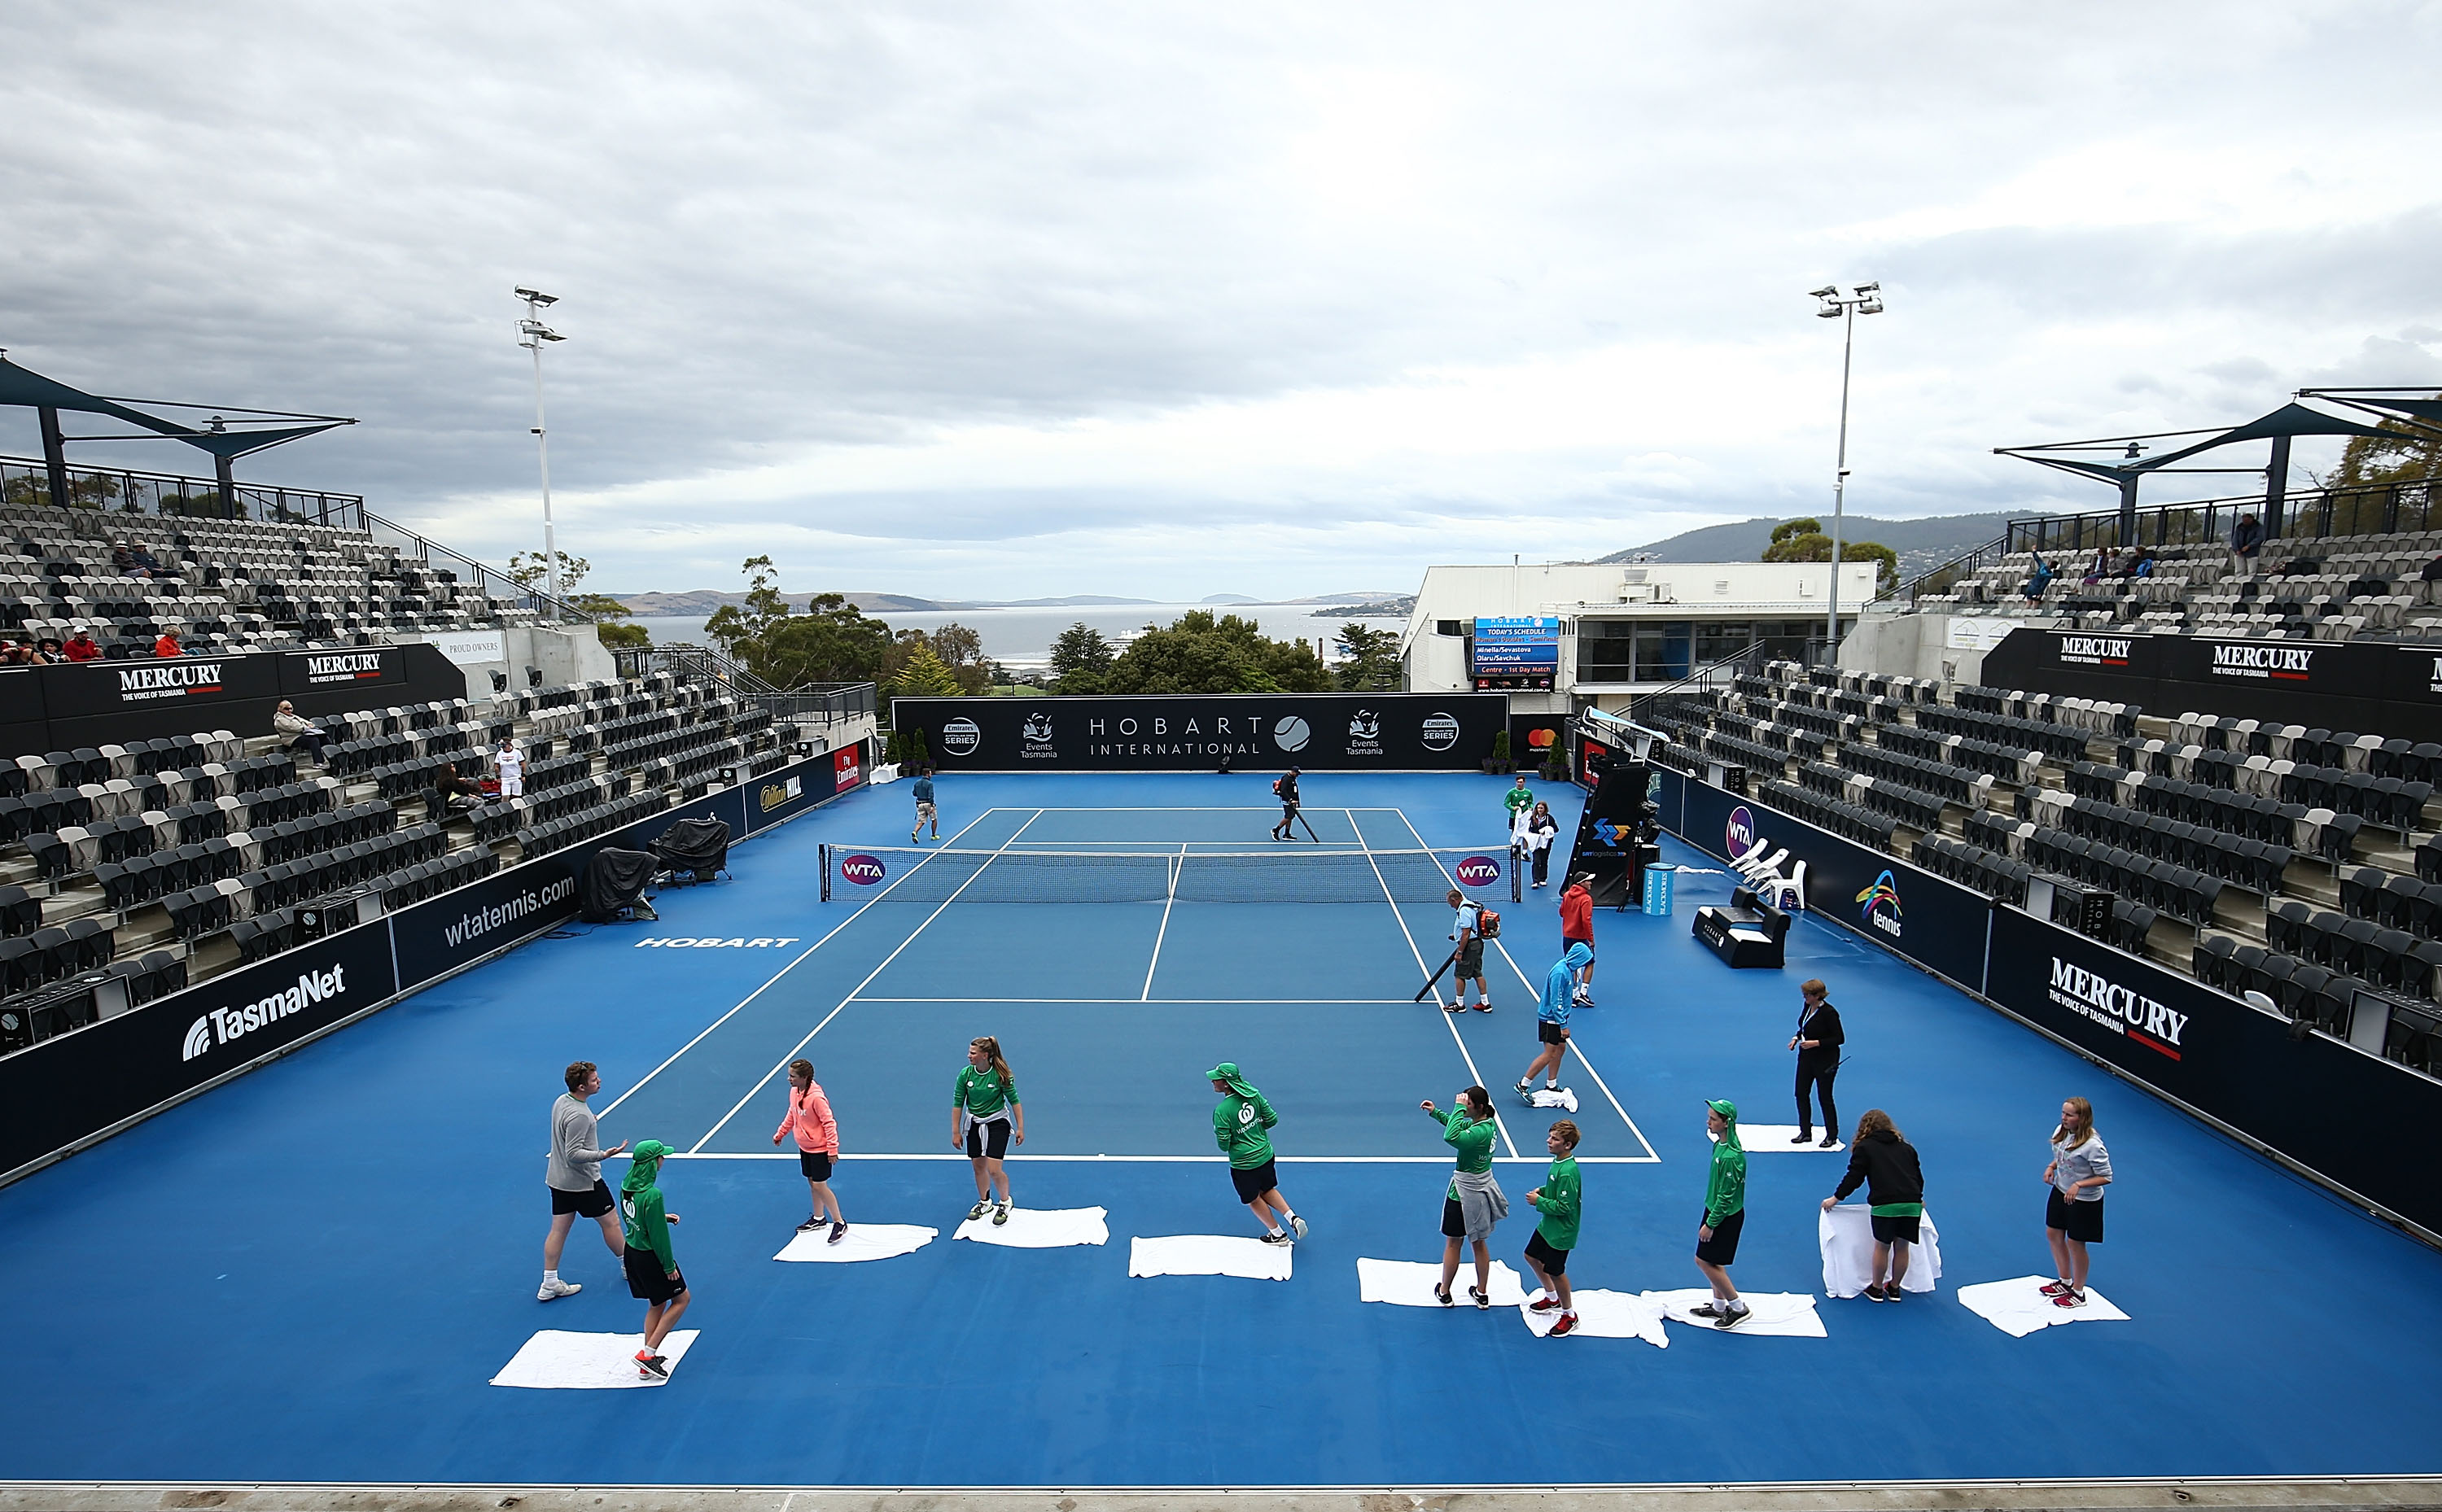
{"left": 361, "top": 509, "right": 597, "bottom": 626}
{"left": 613, "top": 641, "right": 877, "bottom": 728}
{"left": 2002, "top": 479, "right": 2439, "bottom": 557}
{"left": 1878, "top": 534, "right": 2010, "bottom": 605}
{"left": 1626, "top": 637, "right": 1770, "bottom": 723}
{"left": 0, "top": 452, "right": 365, "bottom": 530}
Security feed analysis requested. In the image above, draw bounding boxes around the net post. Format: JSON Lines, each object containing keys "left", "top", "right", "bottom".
{"left": 1512, "top": 844, "right": 1523, "bottom": 903}
{"left": 819, "top": 843, "right": 830, "bottom": 902}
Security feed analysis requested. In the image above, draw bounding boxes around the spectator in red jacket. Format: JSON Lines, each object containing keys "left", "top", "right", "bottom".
{"left": 153, "top": 629, "right": 184, "bottom": 658}
{"left": 1560, "top": 872, "right": 1596, "bottom": 1005}
{"left": 59, "top": 628, "right": 102, "bottom": 662}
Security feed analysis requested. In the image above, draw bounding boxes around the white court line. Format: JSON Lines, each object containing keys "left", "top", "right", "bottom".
{"left": 1352, "top": 810, "right": 1518, "bottom": 1160}
{"left": 657, "top": 1151, "right": 1655, "bottom": 1165}
{"left": 1394, "top": 808, "right": 1659, "bottom": 1164}
{"left": 594, "top": 806, "right": 1002, "bottom": 1121}
{"left": 847, "top": 996, "right": 1422, "bottom": 1005}
{"left": 686, "top": 807, "right": 1048, "bottom": 1151}
{"left": 1140, "top": 843, "right": 1186, "bottom": 1001}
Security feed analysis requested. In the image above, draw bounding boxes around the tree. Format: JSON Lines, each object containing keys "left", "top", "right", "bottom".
{"left": 704, "top": 557, "right": 896, "bottom": 687}
{"left": 1761, "top": 518, "right": 1899, "bottom": 591}
{"left": 505, "top": 549, "right": 590, "bottom": 593}
{"left": 2321, "top": 413, "right": 2442, "bottom": 534}
{"left": 884, "top": 623, "right": 990, "bottom": 696}
{"left": 1101, "top": 610, "right": 1332, "bottom": 695}
{"left": 570, "top": 592, "right": 650, "bottom": 649}
{"left": 1333, "top": 622, "right": 1402, "bottom": 691}
{"left": 1048, "top": 623, "right": 1115, "bottom": 693}
{"left": 891, "top": 641, "right": 963, "bottom": 697}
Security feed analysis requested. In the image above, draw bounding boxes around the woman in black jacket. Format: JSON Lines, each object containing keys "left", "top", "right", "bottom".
{"left": 1789, "top": 977, "right": 1844, "bottom": 1147}
{"left": 1820, "top": 1108, "right": 1924, "bottom": 1302}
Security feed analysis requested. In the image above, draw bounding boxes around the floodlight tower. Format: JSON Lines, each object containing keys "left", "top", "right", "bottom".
{"left": 1809, "top": 282, "right": 1884, "bottom": 662}
{"left": 515, "top": 286, "right": 567, "bottom": 617}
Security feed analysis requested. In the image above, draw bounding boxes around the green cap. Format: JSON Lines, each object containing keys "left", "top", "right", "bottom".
{"left": 621, "top": 1138, "right": 673, "bottom": 1194}
{"left": 1705, "top": 1099, "right": 1738, "bottom": 1121}
{"left": 1206, "top": 1061, "right": 1257, "bottom": 1097}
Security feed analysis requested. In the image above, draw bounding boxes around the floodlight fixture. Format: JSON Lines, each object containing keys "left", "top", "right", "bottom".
{"left": 514, "top": 289, "right": 567, "bottom": 614}
{"left": 1806, "top": 280, "right": 1889, "bottom": 662}
{"left": 514, "top": 286, "right": 558, "bottom": 306}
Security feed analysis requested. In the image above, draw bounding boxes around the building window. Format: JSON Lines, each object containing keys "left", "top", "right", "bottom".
{"left": 1434, "top": 619, "right": 1464, "bottom": 637}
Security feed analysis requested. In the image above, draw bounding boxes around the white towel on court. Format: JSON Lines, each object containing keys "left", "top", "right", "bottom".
{"left": 772, "top": 1223, "right": 937, "bottom": 1263}
{"left": 1356, "top": 1256, "right": 1530, "bottom": 1308}
{"left": 490, "top": 1330, "right": 700, "bottom": 1389}
{"left": 1646, "top": 1289, "right": 1827, "bottom": 1337}
{"left": 954, "top": 1205, "right": 1109, "bottom": 1248}
{"left": 1818, "top": 1204, "right": 1942, "bottom": 1296}
{"left": 1128, "top": 1234, "right": 1292, "bottom": 1282}
{"left": 1517, "top": 1288, "right": 1669, "bottom": 1347}
{"left": 1713, "top": 1125, "right": 1843, "bottom": 1152}
{"left": 1956, "top": 1275, "right": 2131, "bottom": 1337}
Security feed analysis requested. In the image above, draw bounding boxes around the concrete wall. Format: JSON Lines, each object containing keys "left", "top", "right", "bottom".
{"left": 416, "top": 624, "right": 619, "bottom": 700}
{"left": 1840, "top": 607, "right": 2063, "bottom": 685}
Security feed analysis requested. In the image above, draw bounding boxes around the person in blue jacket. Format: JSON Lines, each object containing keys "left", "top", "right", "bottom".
{"left": 1516, "top": 942, "right": 1593, "bottom": 1097}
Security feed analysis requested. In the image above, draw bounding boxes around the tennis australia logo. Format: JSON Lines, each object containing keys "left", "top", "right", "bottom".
{"left": 1273, "top": 716, "right": 1311, "bottom": 753}
{"left": 1419, "top": 713, "right": 1460, "bottom": 753}
{"left": 180, "top": 964, "right": 351, "bottom": 1062}
{"left": 116, "top": 660, "right": 225, "bottom": 701}
{"left": 1855, "top": 870, "right": 1903, "bottom": 938}
{"left": 1455, "top": 855, "right": 1502, "bottom": 887}
{"left": 2046, "top": 956, "right": 2186, "bottom": 1060}
{"left": 839, "top": 853, "right": 886, "bottom": 885}
{"left": 2209, "top": 642, "right": 2315, "bottom": 682}
{"left": 939, "top": 718, "right": 982, "bottom": 757}
{"left": 2056, "top": 635, "right": 2133, "bottom": 667}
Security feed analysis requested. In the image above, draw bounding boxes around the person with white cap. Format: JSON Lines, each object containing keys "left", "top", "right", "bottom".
{"left": 1209, "top": 1061, "right": 1306, "bottom": 1245}
{"left": 1692, "top": 1098, "right": 1752, "bottom": 1329}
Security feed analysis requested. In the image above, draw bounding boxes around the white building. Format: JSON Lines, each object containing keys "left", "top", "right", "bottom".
{"left": 1399, "top": 560, "right": 1879, "bottom": 717}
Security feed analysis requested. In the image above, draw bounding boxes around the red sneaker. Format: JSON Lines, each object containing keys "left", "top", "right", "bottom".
{"left": 2051, "top": 1289, "right": 2088, "bottom": 1309}
{"left": 1549, "top": 1312, "right": 1577, "bottom": 1335}
{"left": 1530, "top": 1296, "right": 1562, "bottom": 1312}
{"left": 2040, "top": 1279, "right": 2072, "bottom": 1296}
{"left": 635, "top": 1350, "right": 668, "bottom": 1379}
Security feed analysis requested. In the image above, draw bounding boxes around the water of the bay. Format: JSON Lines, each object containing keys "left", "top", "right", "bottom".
{"left": 628, "top": 601, "right": 1398, "bottom": 670}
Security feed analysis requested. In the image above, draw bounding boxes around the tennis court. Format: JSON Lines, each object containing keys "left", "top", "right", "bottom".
{"left": 2, "top": 771, "right": 2440, "bottom": 1492}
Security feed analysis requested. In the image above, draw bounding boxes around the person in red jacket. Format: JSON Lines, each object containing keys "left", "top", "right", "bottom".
{"left": 772, "top": 1057, "right": 846, "bottom": 1242}
{"left": 153, "top": 629, "right": 184, "bottom": 658}
{"left": 59, "top": 628, "right": 102, "bottom": 662}
{"left": 1559, "top": 872, "right": 1596, "bottom": 1006}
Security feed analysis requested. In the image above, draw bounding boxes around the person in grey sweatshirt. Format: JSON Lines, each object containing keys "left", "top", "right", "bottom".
{"left": 541, "top": 1060, "right": 628, "bottom": 1300}
{"left": 2042, "top": 1095, "right": 2112, "bottom": 1309}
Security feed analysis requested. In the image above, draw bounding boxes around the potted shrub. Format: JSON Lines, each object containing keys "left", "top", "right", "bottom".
{"left": 1486, "top": 729, "right": 1512, "bottom": 775}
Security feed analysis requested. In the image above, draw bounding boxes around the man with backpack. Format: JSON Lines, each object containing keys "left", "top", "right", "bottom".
{"left": 1269, "top": 767, "right": 1302, "bottom": 841}
{"left": 1445, "top": 887, "right": 1498, "bottom": 1014}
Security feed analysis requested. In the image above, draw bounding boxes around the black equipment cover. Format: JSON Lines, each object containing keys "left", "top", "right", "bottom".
{"left": 650, "top": 817, "right": 731, "bottom": 879}
{"left": 580, "top": 847, "right": 657, "bottom": 923}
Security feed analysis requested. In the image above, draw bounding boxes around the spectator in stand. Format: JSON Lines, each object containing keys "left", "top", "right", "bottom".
{"left": 494, "top": 737, "right": 526, "bottom": 799}
{"left": 2082, "top": 546, "right": 2112, "bottom": 586}
{"left": 59, "top": 627, "right": 102, "bottom": 662}
{"left": 35, "top": 637, "right": 64, "bottom": 662}
{"left": 2422, "top": 554, "right": 2442, "bottom": 584}
{"left": 2232, "top": 513, "right": 2264, "bottom": 576}
{"left": 430, "top": 766, "right": 481, "bottom": 815}
{"left": 0, "top": 640, "right": 37, "bottom": 667}
{"left": 2020, "top": 556, "right": 2055, "bottom": 608}
{"left": 274, "top": 700, "right": 328, "bottom": 764}
{"left": 153, "top": 628, "right": 184, "bottom": 658}
{"left": 112, "top": 540, "right": 150, "bottom": 578}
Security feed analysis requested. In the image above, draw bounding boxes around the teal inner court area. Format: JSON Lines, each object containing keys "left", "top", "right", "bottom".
{"left": 3, "top": 772, "right": 2438, "bottom": 1488}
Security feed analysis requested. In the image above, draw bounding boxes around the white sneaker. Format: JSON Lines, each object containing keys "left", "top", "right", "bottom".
{"left": 1289, "top": 1214, "right": 1309, "bottom": 1241}
{"left": 967, "top": 1200, "right": 991, "bottom": 1221}
{"left": 537, "top": 1278, "right": 581, "bottom": 1301}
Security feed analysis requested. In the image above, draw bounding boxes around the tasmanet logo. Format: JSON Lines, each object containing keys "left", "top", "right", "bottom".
{"left": 180, "top": 964, "right": 352, "bottom": 1062}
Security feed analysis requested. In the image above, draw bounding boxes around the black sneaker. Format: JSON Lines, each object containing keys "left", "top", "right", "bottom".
{"left": 796, "top": 1214, "right": 821, "bottom": 1233}
{"left": 635, "top": 1350, "right": 668, "bottom": 1379}
{"left": 1715, "top": 1304, "right": 1751, "bottom": 1330}
{"left": 1259, "top": 1230, "right": 1292, "bottom": 1246}
{"left": 827, "top": 1220, "right": 849, "bottom": 1246}
{"left": 1688, "top": 1301, "right": 1722, "bottom": 1319}
{"left": 1884, "top": 1285, "right": 1904, "bottom": 1304}
{"left": 1791, "top": 1130, "right": 1814, "bottom": 1143}
{"left": 1863, "top": 1283, "right": 1886, "bottom": 1303}
{"left": 1469, "top": 1286, "right": 1491, "bottom": 1310}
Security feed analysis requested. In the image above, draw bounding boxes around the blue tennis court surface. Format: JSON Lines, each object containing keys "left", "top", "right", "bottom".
{"left": 2, "top": 771, "right": 2439, "bottom": 1488}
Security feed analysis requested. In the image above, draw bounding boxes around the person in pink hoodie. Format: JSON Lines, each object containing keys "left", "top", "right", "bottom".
{"left": 772, "top": 1058, "right": 846, "bottom": 1243}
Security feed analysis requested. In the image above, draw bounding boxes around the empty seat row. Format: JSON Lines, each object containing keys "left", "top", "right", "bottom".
{"left": 1839, "top": 745, "right": 1995, "bottom": 806}
{"left": 2340, "top": 867, "right": 2442, "bottom": 942}
{"left": 1916, "top": 705, "right": 2091, "bottom": 763}
{"left": 2020, "top": 790, "right": 2292, "bottom": 895}
{"left": 2020, "top": 830, "right": 2226, "bottom": 929}
{"left": 1759, "top": 780, "right": 1901, "bottom": 851}
{"left": 517, "top": 792, "right": 672, "bottom": 860}
{"left": 0, "top": 917, "right": 117, "bottom": 995}
{"left": 2265, "top": 900, "right": 2442, "bottom": 999}
{"left": 1875, "top": 726, "right": 2042, "bottom": 785}
{"left": 1910, "top": 834, "right": 2029, "bottom": 905}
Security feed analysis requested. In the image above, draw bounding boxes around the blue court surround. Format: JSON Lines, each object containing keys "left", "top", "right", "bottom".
{"left": 2, "top": 771, "right": 2438, "bottom": 1488}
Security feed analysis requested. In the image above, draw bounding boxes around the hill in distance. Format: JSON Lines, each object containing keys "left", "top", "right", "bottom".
{"left": 1600, "top": 512, "right": 2015, "bottom": 578}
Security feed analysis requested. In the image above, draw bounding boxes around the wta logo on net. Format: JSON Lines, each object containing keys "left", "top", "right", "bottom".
{"left": 1454, "top": 855, "right": 1502, "bottom": 887}
{"left": 840, "top": 854, "right": 888, "bottom": 885}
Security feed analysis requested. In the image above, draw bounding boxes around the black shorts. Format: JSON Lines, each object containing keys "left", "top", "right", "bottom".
{"left": 1696, "top": 1206, "right": 1744, "bottom": 1265}
{"left": 1229, "top": 1159, "right": 1279, "bottom": 1204}
{"left": 798, "top": 1151, "right": 834, "bottom": 1182}
{"left": 1870, "top": 1213, "right": 1921, "bottom": 1245}
{"left": 1563, "top": 937, "right": 1594, "bottom": 962}
{"left": 623, "top": 1243, "right": 686, "bottom": 1304}
{"left": 1455, "top": 939, "right": 1486, "bottom": 977}
{"left": 1525, "top": 1230, "right": 1569, "bottom": 1276}
{"left": 1538, "top": 1020, "right": 1568, "bottom": 1046}
{"left": 1442, "top": 1196, "right": 1469, "bottom": 1239}
{"left": 2046, "top": 1187, "right": 2104, "bottom": 1243}
{"left": 549, "top": 1179, "right": 614, "bottom": 1218}
{"left": 965, "top": 1117, "right": 1012, "bottom": 1160}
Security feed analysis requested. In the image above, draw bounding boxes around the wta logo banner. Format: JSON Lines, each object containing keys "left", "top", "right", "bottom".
{"left": 1725, "top": 805, "right": 1757, "bottom": 857}
{"left": 1454, "top": 854, "right": 1503, "bottom": 888}
{"left": 1854, "top": 871, "right": 1903, "bottom": 939}
{"left": 839, "top": 853, "right": 887, "bottom": 885}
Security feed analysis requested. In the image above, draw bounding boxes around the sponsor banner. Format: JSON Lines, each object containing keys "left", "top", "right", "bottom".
{"left": 833, "top": 743, "right": 865, "bottom": 794}
{"left": 1674, "top": 774, "right": 1992, "bottom": 991}
{"left": 389, "top": 854, "right": 584, "bottom": 990}
{"left": 742, "top": 749, "right": 845, "bottom": 833}
{"left": 837, "top": 852, "right": 888, "bottom": 886}
{"left": 282, "top": 646, "right": 405, "bottom": 692}
{"left": 0, "top": 923, "right": 397, "bottom": 1178}
{"left": 1945, "top": 616, "right": 2019, "bottom": 652}
{"left": 1984, "top": 906, "right": 2442, "bottom": 1235}
{"left": 422, "top": 630, "right": 508, "bottom": 666}
{"left": 1982, "top": 628, "right": 2442, "bottom": 741}
{"left": 891, "top": 694, "right": 1508, "bottom": 771}
{"left": 40, "top": 652, "right": 281, "bottom": 718}
{"left": 1453, "top": 854, "right": 1503, "bottom": 889}
{"left": 1508, "top": 714, "right": 1567, "bottom": 773}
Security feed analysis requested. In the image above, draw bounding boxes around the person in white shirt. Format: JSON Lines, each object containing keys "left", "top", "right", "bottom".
{"left": 1513, "top": 800, "right": 1560, "bottom": 889}
{"left": 494, "top": 737, "right": 526, "bottom": 798}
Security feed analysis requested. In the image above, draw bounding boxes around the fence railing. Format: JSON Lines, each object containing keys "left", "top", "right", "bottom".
{"left": 1626, "top": 637, "right": 1770, "bottom": 724}
{"left": 613, "top": 642, "right": 877, "bottom": 733}
{"left": 360, "top": 510, "right": 597, "bottom": 627}
{"left": 2002, "top": 479, "right": 2440, "bottom": 558}
{"left": 1880, "top": 535, "right": 2009, "bottom": 606}
{"left": 0, "top": 453, "right": 366, "bottom": 531}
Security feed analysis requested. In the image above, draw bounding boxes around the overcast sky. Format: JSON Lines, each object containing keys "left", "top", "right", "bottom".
{"left": 3, "top": 2, "right": 2437, "bottom": 601}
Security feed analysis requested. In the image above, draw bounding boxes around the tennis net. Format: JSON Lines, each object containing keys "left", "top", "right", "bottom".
{"left": 818, "top": 844, "right": 1519, "bottom": 905}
